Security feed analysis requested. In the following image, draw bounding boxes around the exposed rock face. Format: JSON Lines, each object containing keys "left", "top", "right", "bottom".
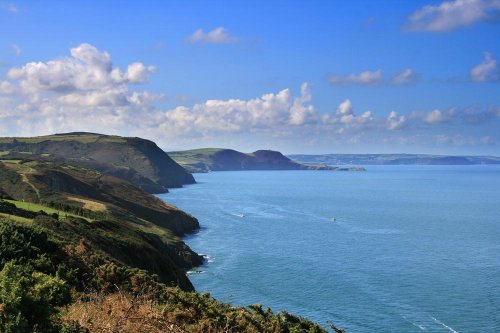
{"left": 0, "top": 132, "right": 195, "bottom": 193}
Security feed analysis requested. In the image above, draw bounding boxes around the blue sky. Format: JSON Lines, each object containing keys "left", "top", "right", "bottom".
{"left": 0, "top": 0, "right": 499, "bottom": 154}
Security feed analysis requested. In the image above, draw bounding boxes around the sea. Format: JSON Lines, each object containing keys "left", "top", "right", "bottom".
{"left": 157, "top": 166, "right": 500, "bottom": 332}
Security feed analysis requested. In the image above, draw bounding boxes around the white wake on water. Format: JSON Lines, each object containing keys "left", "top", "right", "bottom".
{"left": 430, "top": 316, "right": 459, "bottom": 333}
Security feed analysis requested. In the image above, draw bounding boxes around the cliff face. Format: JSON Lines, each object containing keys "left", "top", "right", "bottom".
{"left": 169, "top": 148, "right": 348, "bottom": 172}
{"left": 0, "top": 132, "right": 195, "bottom": 193}
{"left": 0, "top": 158, "right": 202, "bottom": 290}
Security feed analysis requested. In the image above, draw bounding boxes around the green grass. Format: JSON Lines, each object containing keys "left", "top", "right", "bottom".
{"left": 0, "top": 133, "right": 127, "bottom": 144}
{"left": 0, "top": 159, "right": 23, "bottom": 164}
{"left": 5, "top": 200, "right": 91, "bottom": 222}
{"left": 0, "top": 151, "right": 10, "bottom": 156}
{"left": 168, "top": 148, "right": 226, "bottom": 164}
{"left": 136, "top": 219, "right": 181, "bottom": 244}
{"left": 0, "top": 212, "right": 33, "bottom": 223}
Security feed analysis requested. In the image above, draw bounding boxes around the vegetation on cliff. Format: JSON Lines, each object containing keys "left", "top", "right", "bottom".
{"left": 0, "top": 219, "right": 328, "bottom": 332}
{"left": 0, "top": 158, "right": 201, "bottom": 289}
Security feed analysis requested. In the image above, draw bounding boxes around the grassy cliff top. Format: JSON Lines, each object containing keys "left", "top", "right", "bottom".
{"left": 0, "top": 133, "right": 195, "bottom": 192}
{"left": 0, "top": 132, "right": 128, "bottom": 144}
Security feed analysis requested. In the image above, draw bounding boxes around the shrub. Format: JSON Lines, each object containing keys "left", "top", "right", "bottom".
{"left": 0, "top": 262, "right": 71, "bottom": 333}
{"left": 0, "top": 221, "right": 58, "bottom": 269}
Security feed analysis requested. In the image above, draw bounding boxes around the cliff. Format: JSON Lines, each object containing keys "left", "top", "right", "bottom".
{"left": 169, "top": 148, "right": 364, "bottom": 173}
{"left": 0, "top": 157, "right": 201, "bottom": 290}
{"left": 0, "top": 132, "right": 195, "bottom": 193}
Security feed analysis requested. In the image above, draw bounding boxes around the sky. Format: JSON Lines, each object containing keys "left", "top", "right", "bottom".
{"left": 0, "top": 0, "right": 499, "bottom": 155}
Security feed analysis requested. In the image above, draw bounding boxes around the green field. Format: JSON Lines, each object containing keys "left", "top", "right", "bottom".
{"left": 0, "top": 159, "right": 22, "bottom": 164}
{"left": 5, "top": 200, "right": 91, "bottom": 221}
{"left": 0, "top": 212, "right": 33, "bottom": 223}
{"left": 168, "top": 148, "right": 226, "bottom": 164}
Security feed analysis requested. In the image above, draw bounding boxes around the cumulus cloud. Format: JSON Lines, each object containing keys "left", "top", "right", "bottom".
{"left": 7, "top": 43, "right": 156, "bottom": 100}
{"left": 0, "top": 43, "right": 499, "bottom": 151}
{"left": 391, "top": 69, "right": 420, "bottom": 85}
{"left": 160, "top": 83, "right": 315, "bottom": 136}
{"left": 0, "top": 44, "right": 161, "bottom": 137}
{"left": 0, "top": 81, "right": 17, "bottom": 95}
{"left": 187, "top": 27, "right": 239, "bottom": 44}
{"left": 470, "top": 52, "right": 499, "bottom": 82}
{"left": 421, "top": 108, "right": 457, "bottom": 124}
{"left": 327, "top": 69, "right": 383, "bottom": 86}
{"left": 405, "top": 0, "right": 500, "bottom": 32}
{"left": 289, "top": 83, "right": 315, "bottom": 125}
{"left": 322, "top": 99, "right": 373, "bottom": 127}
{"left": 0, "top": 44, "right": 317, "bottom": 140}
{"left": 386, "top": 111, "right": 407, "bottom": 130}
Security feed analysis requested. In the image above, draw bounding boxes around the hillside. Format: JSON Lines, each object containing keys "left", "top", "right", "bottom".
{"left": 288, "top": 153, "right": 500, "bottom": 165}
{"left": 0, "top": 132, "right": 195, "bottom": 193}
{"left": 0, "top": 156, "right": 201, "bottom": 289}
{"left": 169, "top": 148, "right": 365, "bottom": 173}
{"left": 0, "top": 153, "right": 330, "bottom": 332}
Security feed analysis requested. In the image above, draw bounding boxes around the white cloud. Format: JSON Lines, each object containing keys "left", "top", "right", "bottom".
{"left": 470, "top": 52, "right": 498, "bottom": 82}
{"left": 289, "top": 83, "right": 315, "bottom": 125}
{"left": 0, "top": 81, "right": 17, "bottom": 94}
{"left": 322, "top": 99, "right": 373, "bottom": 127}
{"left": 405, "top": 0, "right": 500, "bottom": 32}
{"left": 386, "top": 111, "right": 407, "bottom": 130}
{"left": 187, "top": 27, "right": 239, "bottom": 44}
{"left": 423, "top": 109, "right": 452, "bottom": 124}
{"left": 0, "top": 43, "right": 161, "bottom": 137}
{"left": 124, "top": 62, "right": 156, "bottom": 83}
{"left": 0, "top": 43, "right": 499, "bottom": 151}
{"left": 327, "top": 69, "right": 383, "bottom": 86}
{"left": 11, "top": 44, "right": 21, "bottom": 56}
{"left": 160, "top": 83, "right": 315, "bottom": 136}
{"left": 7, "top": 43, "right": 156, "bottom": 100}
{"left": 391, "top": 69, "right": 420, "bottom": 85}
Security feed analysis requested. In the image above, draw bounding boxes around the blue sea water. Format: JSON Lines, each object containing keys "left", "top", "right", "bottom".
{"left": 157, "top": 166, "right": 500, "bottom": 332}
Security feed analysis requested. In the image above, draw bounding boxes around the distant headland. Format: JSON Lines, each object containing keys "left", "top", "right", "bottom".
{"left": 168, "top": 148, "right": 365, "bottom": 173}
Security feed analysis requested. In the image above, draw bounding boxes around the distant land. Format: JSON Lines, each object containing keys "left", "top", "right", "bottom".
{"left": 288, "top": 154, "right": 500, "bottom": 165}
{"left": 0, "top": 132, "right": 195, "bottom": 193}
{"left": 168, "top": 148, "right": 365, "bottom": 173}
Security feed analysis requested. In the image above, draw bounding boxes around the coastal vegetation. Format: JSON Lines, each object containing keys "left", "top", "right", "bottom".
{"left": 0, "top": 218, "right": 327, "bottom": 332}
